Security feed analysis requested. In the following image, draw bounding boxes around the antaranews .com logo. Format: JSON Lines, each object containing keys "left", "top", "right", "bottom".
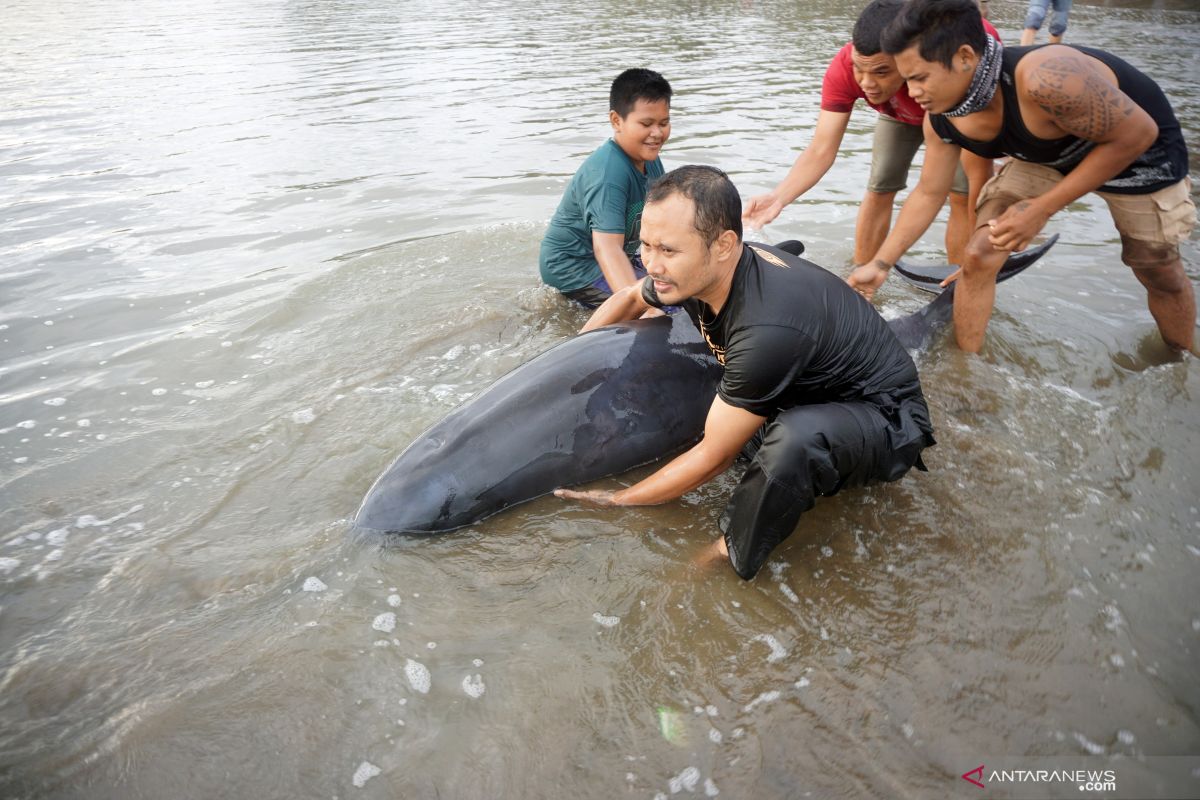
{"left": 962, "top": 764, "right": 1117, "bottom": 793}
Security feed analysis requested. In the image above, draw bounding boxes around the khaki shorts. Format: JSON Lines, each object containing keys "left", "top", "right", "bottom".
{"left": 977, "top": 159, "right": 1196, "bottom": 267}
{"left": 869, "top": 114, "right": 968, "bottom": 195}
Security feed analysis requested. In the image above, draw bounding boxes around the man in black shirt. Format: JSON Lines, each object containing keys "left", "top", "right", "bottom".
{"left": 555, "top": 165, "right": 935, "bottom": 580}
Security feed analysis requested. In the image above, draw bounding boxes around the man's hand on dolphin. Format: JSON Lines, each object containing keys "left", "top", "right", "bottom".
{"left": 847, "top": 259, "right": 891, "bottom": 300}
{"left": 554, "top": 488, "right": 621, "bottom": 507}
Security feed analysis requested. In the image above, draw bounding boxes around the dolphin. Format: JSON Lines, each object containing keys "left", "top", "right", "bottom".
{"left": 355, "top": 238, "right": 1058, "bottom": 534}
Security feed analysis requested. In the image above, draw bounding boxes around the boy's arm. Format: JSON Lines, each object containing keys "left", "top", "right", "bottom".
{"left": 554, "top": 396, "right": 765, "bottom": 506}
{"left": 743, "top": 110, "right": 852, "bottom": 228}
{"left": 987, "top": 48, "right": 1157, "bottom": 252}
{"left": 579, "top": 282, "right": 653, "bottom": 333}
{"left": 848, "top": 116, "right": 960, "bottom": 299}
{"left": 592, "top": 231, "right": 640, "bottom": 293}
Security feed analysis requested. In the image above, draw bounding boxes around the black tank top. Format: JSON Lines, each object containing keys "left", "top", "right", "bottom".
{"left": 930, "top": 45, "right": 1189, "bottom": 195}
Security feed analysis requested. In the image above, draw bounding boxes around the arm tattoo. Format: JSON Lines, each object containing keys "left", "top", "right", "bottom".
{"left": 1027, "top": 55, "right": 1136, "bottom": 140}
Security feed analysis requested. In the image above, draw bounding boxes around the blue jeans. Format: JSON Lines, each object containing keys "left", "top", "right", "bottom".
{"left": 1024, "top": 0, "right": 1071, "bottom": 37}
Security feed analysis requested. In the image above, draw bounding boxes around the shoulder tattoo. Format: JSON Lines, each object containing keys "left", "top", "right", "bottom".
{"left": 1026, "top": 55, "right": 1136, "bottom": 140}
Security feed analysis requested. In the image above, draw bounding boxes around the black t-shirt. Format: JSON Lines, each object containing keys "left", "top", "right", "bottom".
{"left": 642, "top": 243, "right": 921, "bottom": 417}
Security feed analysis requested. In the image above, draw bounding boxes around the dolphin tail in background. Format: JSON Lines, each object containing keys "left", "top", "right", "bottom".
{"left": 893, "top": 234, "right": 1060, "bottom": 293}
{"left": 887, "top": 234, "right": 1059, "bottom": 350}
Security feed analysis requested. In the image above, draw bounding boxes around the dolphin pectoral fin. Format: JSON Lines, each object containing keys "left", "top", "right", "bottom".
{"left": 893, "top": 233, "right": 1060, "bottom": 294}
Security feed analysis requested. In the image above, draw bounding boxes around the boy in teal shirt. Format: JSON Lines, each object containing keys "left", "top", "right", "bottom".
{"left": 539, "top": 68, "right": 672, "bottom": 307}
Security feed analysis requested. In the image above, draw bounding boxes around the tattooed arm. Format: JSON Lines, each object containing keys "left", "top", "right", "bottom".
{"left": 987, "top": 47, "right": 1158, "bottom": 252}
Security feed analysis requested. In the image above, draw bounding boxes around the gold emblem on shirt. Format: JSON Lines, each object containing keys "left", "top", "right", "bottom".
{"left": 750, "top": 245, "right": 788, "bottom": 268}
{"left": 698, "top": 318, "right": 726, "bottom": 365}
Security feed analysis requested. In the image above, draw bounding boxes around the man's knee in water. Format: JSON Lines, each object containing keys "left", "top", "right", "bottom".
{"left": 1130, "top": 258, "right": 1189, "bottom": 295}
{"left": 962, "top": 234, "right": 1005, "bottom": 279}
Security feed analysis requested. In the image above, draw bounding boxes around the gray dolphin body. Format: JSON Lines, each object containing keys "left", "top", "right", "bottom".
{"left": 355, "top": 238, "right": 1057, "bottom": 534}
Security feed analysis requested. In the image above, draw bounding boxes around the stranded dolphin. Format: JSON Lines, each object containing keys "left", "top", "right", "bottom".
{"left": 355, "top": 237, "right": 1058, "bottom": 534}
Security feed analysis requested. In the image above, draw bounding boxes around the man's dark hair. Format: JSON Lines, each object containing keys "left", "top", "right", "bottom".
{"left": 646, "top": 165, "right": 742, "bottom": 246}
{"left": 881, "top": 0, "right": 987, "bottom": 67}
{"left": 610, "top": 68, "right": 672, "bottom": 118}
{"left": 852, "top": 0, "right": 905, "bottom": 56}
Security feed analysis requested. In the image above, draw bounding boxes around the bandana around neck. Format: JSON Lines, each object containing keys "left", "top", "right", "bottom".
{"left": 941, "top": 34, "right": 1002, "bottom": 118}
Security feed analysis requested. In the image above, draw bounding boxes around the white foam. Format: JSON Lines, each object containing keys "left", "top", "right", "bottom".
{"left": 292, "top": 408, "right": 315, "bottom": 424}
{"left": 744, "top": 690, "right": 781, "bottom": 712}
{"left": 462, "top": 674, "right": 485, "bottom": 698}
{"left": 76, "top": 504, "right": 143, "bottom": 529}
{"left": 372, "top": 613, "right": 396, "bottom": 633}
{"left": 592, "top": 612, "right": 620, "bottom": 627}
{"left": 352, "top": 761, "right": 381, "bottom": 787}
{"left": 17, "top": 420, "right": 35, "bottom": 429}
{"left": 44, "top": 397, "right": 66, "bottom": 406}
{"left": 704, "top": 778, "right": 720, "bottom": 796}
{"left": 668, "top": 766, "right": 701, "bottom": 793}
{"left": 752, "top": 633, "right": 787, "bottom": 663}
{"left": 1118, "top": 730, "right": 1136, "bottom": 745}
{"left": 387, "top": 594, "right": 402, "bottom": 607}
{"left": 1101, "top": 604, "right": 1124, "bottom": 631}
{"left": 778, "top": 584, "right": 799, "bottom": 604}
{"left": 0, "top": 557, "right": 20, "bottom": 574}
{"left": 405, "top": 659, "right": 431, "bottom": 694}
{"left": 795, "top": 677, "right": 811, "bottom": 689}
{"left": 708, "top": 729, "right": 723, "bottom": 743}
{"left": 1074, "top": 732, "right": 1106, "bottom": 755}
{"left": 302, "top": 577, "right": 327, "bottom": 592}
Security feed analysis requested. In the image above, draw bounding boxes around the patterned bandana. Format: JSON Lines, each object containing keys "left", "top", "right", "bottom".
{"left": 942, "top": 34, "right": 1003, "bottom": 118}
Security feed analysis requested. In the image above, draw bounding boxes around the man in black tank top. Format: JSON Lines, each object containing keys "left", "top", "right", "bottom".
{"left": 846, "top": 0, "right": 1195, "bottom": 355}
{"left": 554, "top": 166, "right": 936, "bottom": 580}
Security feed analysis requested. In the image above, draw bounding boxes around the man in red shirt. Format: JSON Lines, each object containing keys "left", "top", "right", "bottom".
{"left": 744, "top": 0, "right": 997, "bottom": 268}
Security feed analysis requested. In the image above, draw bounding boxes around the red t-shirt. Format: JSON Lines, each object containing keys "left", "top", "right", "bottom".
{"left": 820, "top": 21, "right": 999, "bottom": 126}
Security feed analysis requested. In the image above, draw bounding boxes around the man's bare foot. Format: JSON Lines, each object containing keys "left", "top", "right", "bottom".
{"left": 691, "top": 536, "right": 729, "bottom": 570}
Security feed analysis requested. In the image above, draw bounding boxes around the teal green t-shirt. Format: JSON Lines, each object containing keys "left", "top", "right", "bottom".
{"left": 539, "top": 139, "right": 665, "bottom": 292}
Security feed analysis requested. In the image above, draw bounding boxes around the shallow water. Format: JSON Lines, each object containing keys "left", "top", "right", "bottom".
{"left": 1, "top": 0, "right": 1198, "bottom": 797}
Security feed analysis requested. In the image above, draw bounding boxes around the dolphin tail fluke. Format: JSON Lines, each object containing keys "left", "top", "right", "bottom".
{"left": 893, "top": 233, "right": 1060, "bottom": 294}
{"left": 886, "top": 233, "right": 1060, "bottom": 349}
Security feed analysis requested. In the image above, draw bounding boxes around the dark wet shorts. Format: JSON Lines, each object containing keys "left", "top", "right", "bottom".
{"left": 561, "top": 255, "right": 650, "bottom": 309}
{"left": 721, "top": 385, "right": 935, "bottom": 580}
